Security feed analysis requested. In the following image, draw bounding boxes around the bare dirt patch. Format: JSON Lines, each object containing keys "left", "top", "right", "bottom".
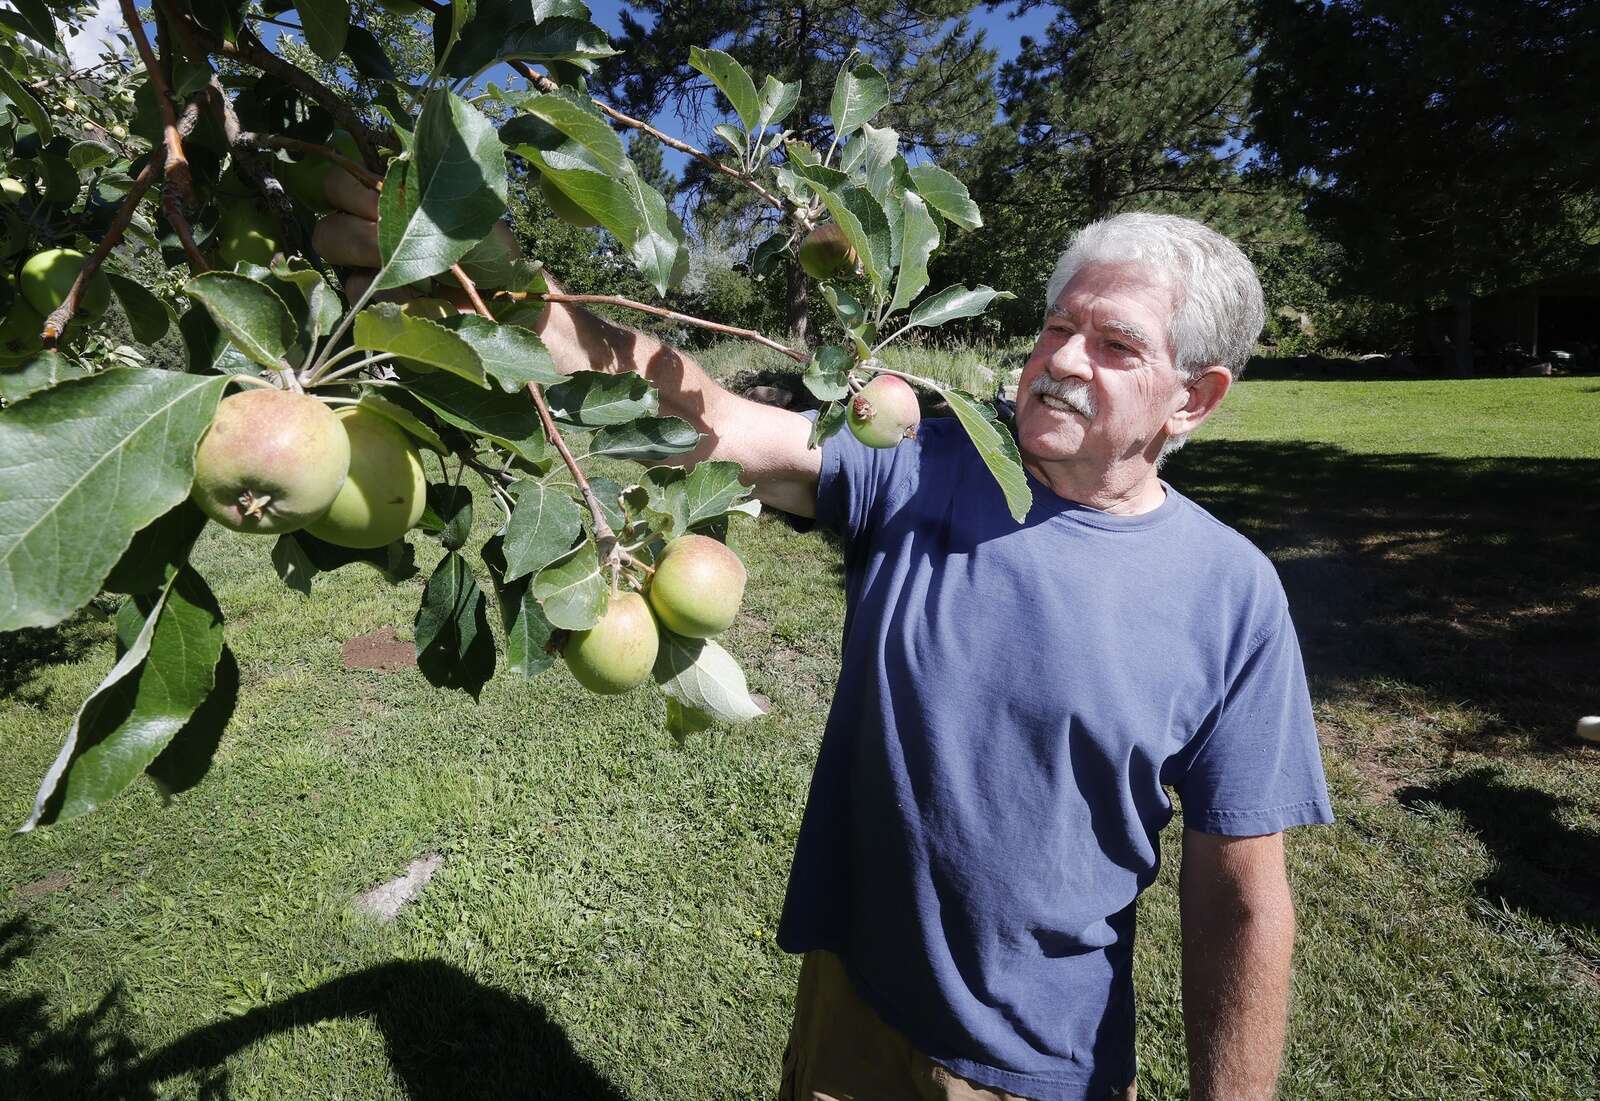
{"left": 341, "top": 627, "right": 416, "bottom": 672}
{"left": 11, "top": 870, "right": 73, "bottom": 903}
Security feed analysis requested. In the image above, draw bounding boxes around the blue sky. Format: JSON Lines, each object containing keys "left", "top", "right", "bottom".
{"left": 578, "top": 0, "right": 1046, "bottom": 174}
{"left": 242, "top": 0, "right": 1053, "bottom": 176}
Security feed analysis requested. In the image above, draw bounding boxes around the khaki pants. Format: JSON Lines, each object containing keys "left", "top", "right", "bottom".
{"left": 780, "top": 951, "right": 1138, "bottom": 1101}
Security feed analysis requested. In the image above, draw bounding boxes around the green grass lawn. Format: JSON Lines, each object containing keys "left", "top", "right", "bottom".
{"left": 3, "top": 358, "right": 1598, "bottom": 1099}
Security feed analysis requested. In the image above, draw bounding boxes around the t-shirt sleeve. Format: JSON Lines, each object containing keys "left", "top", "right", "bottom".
{"left": 811, "top": 412, "right": 921, "bottom": 545}
{"left": 1172, "top": 604, "right": 1335, "bottom": 836}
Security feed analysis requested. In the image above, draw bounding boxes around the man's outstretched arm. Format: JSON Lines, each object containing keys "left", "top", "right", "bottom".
{"left": 1179, "top": 829, "right": 1297, "bottom": 1100}
{"left": 530, "top": 295, "right": 821, "bottom": 518}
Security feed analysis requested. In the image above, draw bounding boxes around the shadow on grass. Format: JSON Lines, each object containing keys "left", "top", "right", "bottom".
{"left": 131, "top": 958, "right": 630, "bottom": 1100}
{"left": 1164, "top": 439, "right": 1600, "bottom": 748}
{"left": 0, "top": 916, "right": 145, "bottom": 1100}
{"left": 0, "top": 611, "right": 107, "bottom": 703}
{"left": 2, "top": 919, "right": 627, "bottom": 1100}
{"left": 1397, "top": 767, "right": 1600, "bottom": 935}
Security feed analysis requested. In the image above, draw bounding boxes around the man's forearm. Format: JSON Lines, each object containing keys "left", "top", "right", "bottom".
{"left": 530, "top": 297, "right": 730, "bottom": 447}
{"left": 1180, "top": 892, "right": 1296, "bottom": 1100}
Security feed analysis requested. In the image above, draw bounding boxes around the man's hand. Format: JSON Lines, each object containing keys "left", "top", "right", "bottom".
{"left": 1179, "top": 829, "right": 1296, "bottom": 1101}
{"left": 529, "top": 295, "right": 822, "bottom": 518}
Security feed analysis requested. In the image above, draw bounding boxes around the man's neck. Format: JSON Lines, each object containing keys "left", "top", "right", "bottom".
{"left": 1024, "top": 457, "right": 1166, "bottom": 515}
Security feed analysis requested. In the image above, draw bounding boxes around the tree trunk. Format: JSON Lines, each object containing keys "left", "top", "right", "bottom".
{"left": 786, "top": 259, "right": 810, "bottom": 346}
{"left": 1452, "top": 289, "right": 1473, "bottom": 375}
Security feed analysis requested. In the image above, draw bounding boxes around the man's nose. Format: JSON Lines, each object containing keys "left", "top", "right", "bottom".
{"left": 1046, "top": 333, "right": 1092, "bottom": 380}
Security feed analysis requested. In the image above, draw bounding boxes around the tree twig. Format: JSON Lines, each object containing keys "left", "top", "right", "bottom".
{"left": 121, "top": 0, "right": 207, "bottom": 270}
{"left": 535, "top": 292, "right": 808, "bottom": 363}
{"left": 40, "top": 100, "right": 204, "bottom": 346}
{"left": 506, "top": 60, "right": 797, "bottom": 220}
{"left": 450, "top": 264, "right": 619, "bottom": 558}
{"left": 166, "top": 5, "right": 386, "bottom": 173}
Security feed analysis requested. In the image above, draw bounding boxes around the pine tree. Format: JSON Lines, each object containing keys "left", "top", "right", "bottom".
{"left": 938, "top": 0, "right": 1260, "bottom": 333}
{"left": 1252, "top": 0, "right": 1600, "bottom": 372}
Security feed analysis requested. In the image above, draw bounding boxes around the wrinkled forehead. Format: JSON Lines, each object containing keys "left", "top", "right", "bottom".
{"left": 1046, "top": 262, "right": 1180, "bottom": 347}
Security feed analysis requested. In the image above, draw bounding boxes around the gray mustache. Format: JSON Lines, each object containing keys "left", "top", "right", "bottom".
{"left": 1029, "top": 376, "right": 1095, "bottom": 418}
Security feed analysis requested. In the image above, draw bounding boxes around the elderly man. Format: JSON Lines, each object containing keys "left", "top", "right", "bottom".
{"left": 532, "top": 212, "right": 1334, "bottom": 1101}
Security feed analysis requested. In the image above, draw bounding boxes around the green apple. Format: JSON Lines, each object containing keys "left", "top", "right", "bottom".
{"left": 563, "top": 592, "right": 660, "bottom": 694}
{"left": 647, "top": 535, "right": 747, "bottom": 638}
{"left": 304, "top": 407, "right": 427, "bottom": 549}
{"left": 191, "top": 389, "right": 351, "bottom": 534}
{"left": 20, "top": 248, "right": 110, "bottom": 319}
{"left": 216, "top": 203, "right": 280, "bottom": 268}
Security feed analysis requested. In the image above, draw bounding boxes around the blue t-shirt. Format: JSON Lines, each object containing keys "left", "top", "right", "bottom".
{"left": 776, "top": 416, "right": 1334, "bottom": 1100}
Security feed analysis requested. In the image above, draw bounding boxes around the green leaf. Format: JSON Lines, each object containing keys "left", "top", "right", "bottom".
{"left": 146, "top": 644, "right": 239, "bottom": 797}
{"left": 786, "top": 158, "right": 850, "bottom": 192}
{"left": 414, "top": 552, "right": 496, "bottom": 698}
{"left": 817, "top": 185, "right": 893, "bottom": 302}
{"left": 829, "top": 59, "right": 890, "bottom": 139}
{"left": 653, "top": 634, "right": 765, "bottom": 726}
{"left": 803, "top": 347, "right": 852, "bottom": 402}
{"left": 481, "top": 533, "right": 556, "bottom": 679}
{"left": 819, "top": 283, "right": 866, "bottom": 330}
{"left": 784, "top": 140, "right": 821, "bottom": 168}
{"left": 295, "top": 0, "right": 350, "bottom": 60}
{"left": 1, "top": 0, "right": 59, "bottom": 49}
{"left": 106, "top": 272, "right": 173, "bottom": 344}
{"left": 807, "top": 402, "right": 847, "bottom": 449}
{"left": 641, "top": 461, "right": 752, "bottom": 539}
{"left": 355, "top": 302, "right": 485, "bottom": 384}
{"left": 749, "top": 233, "right": 787, "bottom": 279}
{"left": 840, "top": 123, "right": 897, "bottom": 177}
{"left": 68, "top": 140, "right": 116, "bottom": 171}
{"left": 344, "top": 25, "right": 396, "bottom": 81}
{"left": 907, "top": 164, "right": 981, "bottom": 231}
{"left": 0, "top": 369, "right": 228, "bottom": 631}
{"left": 445, "top": 12, "right": 617, "bottom": 77}
{"left": 712, "top": 123, "right": 745, "bottom": 155}
{"left": 621, "top": 168, "right": 689, "bottom": 296}
{"left": 351, "top": 392, "right": 446, "bottom": 453}
{"left": 544, "top": 371, "right": 659, "bottom": 427}
{"left": 531, "top": 539, "right": 608, "bottom": 630}
{"left": 184, "top": 272, "right": 296, "bottom": 372}
{"left": 0, "top": 350, "right": 88, "bottom": 404}
{"left": 937, "top": 387, "right": 1031, "bottom": 524}
{"left": 757, "top": 75, "right": 801, "bottom": 132}
{"left": 907, "top": 284, "right": 1015, "bottom": 330}
{"left": 103, "top": 500, "right": 209, "bottom": 595}
{"left": 502, "top": 479, "right": 582, "bottom": 580}
{"left": 179, "top": 308, "right": 262, "bottom": 378}
{"left": 424, "top": 483, "right": 473, "bottom": 551}
{"left": 21, "top": 565, "right": 227, "bottom": 830}
{"left": 586, "top": 416, "right": 702, "bottom": 462}
{"left": 689, "top": 47, "right": 761, "bottom": 132}
{"left": 267, "top": 262, "right": 342, "bottom": 345}
{"left": 0, "top": 65, "right": 51, "bottom": 145}
{"left": 375, "top": 90, "right": 509, "bottom": 290}
{"left": 403, "top": 370, "right": 548, "bottom": 461}
{"left": 270, "top": 530, "right": 417, "bottom": 596}
{"left": 891, "top": 190, "right": 939, "bottom": 314}
{"left": 449, "top": 314, "right": 561, "bottom": 389}
{"left": 517, "top": 89, "right": 625, "bottom": 173}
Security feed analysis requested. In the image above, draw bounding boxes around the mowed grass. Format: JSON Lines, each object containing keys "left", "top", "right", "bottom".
{"left": 3, "top": 355, "right": 1599, "bottom": 1098}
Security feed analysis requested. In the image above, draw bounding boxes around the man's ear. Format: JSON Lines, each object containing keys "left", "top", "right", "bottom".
{"left": 1166, "top": 365, "right": 1231, "bottom": 439}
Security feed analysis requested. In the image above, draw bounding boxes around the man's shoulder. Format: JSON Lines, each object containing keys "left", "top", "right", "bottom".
{"left": 1164, "top": 487, "right": 1290, "bottom": 620}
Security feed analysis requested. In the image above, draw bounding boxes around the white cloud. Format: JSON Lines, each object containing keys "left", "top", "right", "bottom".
{"left": 60, "top": 0, "right": 127, "bottom": 68}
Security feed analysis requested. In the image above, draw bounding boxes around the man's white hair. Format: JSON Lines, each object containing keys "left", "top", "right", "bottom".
{"left": 1043, "top": 213, "right": 1266, "bottom": 462}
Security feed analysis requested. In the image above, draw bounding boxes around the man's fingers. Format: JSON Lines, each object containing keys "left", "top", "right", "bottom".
{"left": 325, "top": 166, "right": 380, "bottom": 220}
{"left": 341, "top": 268, "right": 419, "bottom": 307}
{"left": 313, "top": 212, "right": 381, "bottom": 268}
